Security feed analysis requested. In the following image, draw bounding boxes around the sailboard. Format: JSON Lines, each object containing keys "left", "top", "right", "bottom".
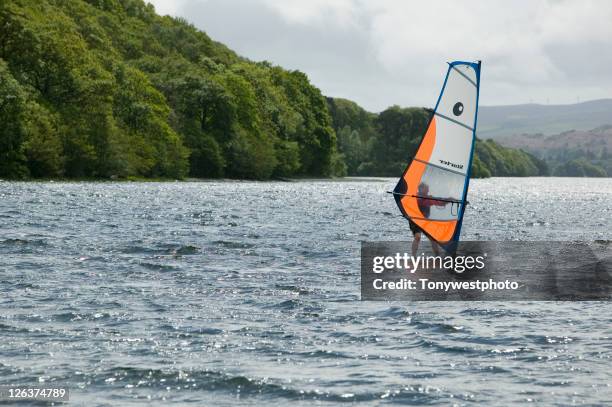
{"left": 392, "top": 60, "right": 481, "bottom": 254}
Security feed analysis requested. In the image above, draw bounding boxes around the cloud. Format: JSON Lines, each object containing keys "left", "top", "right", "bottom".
{"left": 147, "top": 0, "right": 192, "bottom": 16}
{"left": 146, "top": 0, "right": 612, "bottom": 111}
{"left": 261, "top": 0, "right": 358, "bottom": 28}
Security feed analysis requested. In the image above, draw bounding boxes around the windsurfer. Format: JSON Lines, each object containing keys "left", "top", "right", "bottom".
{"left": 393, "top": 61, "right": 481, "bottom": 257}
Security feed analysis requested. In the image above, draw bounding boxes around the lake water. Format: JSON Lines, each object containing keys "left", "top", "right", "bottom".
{"left": 1, "top": 177, "right": 611, "bottom": 405}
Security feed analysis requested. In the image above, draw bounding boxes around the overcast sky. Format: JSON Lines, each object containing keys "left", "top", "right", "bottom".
{"left": 147, "top": 0, "right": 612, "bottom": 112}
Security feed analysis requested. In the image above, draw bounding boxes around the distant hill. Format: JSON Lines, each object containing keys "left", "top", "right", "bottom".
{"left": 478, "top": 99, "right": 612, "bottom": 139}
{"left": 496, "top": 126, "right": 611, "bottom": 177}
{"left": 496, "top": 126, "right": 612, "bottom": 153}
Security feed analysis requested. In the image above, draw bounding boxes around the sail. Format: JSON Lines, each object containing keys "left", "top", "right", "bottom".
{"left": 393, "top": 61, "right": 481, "bottom": 253}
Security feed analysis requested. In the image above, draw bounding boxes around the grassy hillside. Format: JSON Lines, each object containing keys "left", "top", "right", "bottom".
{"left": 478, "top": 99, "right": 612, "bottom": 139}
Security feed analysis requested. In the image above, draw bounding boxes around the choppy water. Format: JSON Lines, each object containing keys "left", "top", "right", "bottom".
{"left": 1, "top": 177, "right": 611, "bottom": 406}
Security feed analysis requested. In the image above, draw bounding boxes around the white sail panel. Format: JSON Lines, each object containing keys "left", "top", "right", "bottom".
{"left": 428, "top": 117, "right": 473, "bottom": 174}
{"left": 436, "top": 65, "right": 478, "bottom": 130}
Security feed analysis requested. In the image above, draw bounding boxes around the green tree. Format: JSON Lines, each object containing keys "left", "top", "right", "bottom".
{"left": 0, "top": 59, "right": 29, "bottom": 178}
{"left": 368, "top": 106, "right": 429, "bottom": 176}
{"left": 554, "top": 159, "right": 607, "bottom": 177}
{"left": 22, "top": 102, "right": 64, "bottom": 177}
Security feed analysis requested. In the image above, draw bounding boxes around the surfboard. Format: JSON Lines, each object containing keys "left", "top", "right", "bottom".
{"left": 392, "top": 61, "right": 481, "bottom": 254}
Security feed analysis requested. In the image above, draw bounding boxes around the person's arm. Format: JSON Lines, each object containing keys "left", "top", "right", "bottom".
{"left": 419, "top": 197, "right": 450, "bottom": 207}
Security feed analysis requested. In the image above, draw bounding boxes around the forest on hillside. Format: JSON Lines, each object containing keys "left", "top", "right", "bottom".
{"left": 0, "top": 0, "right": 547, "bottom": 180}
{"left": 496, "top": 127, "right": 611, "bottom": 177}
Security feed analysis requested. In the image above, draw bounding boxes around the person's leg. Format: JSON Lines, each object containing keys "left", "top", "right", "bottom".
{"left": 412, "top": 232, "right": 421, "bottom": 257}
{"left": 429, "top": 237, "right": 441, "bottom": 256}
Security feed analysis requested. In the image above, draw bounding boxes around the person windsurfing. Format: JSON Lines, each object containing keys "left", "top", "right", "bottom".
{"left": 392, "top": 61, "right": 481, "bottom": 256}
{"left": 409, "top": 182, "right": 450, "bottom": 256}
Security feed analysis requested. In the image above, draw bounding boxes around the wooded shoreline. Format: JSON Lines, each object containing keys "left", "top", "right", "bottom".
{"left": 1, "top": 0, "right": 604, "bottom": 181}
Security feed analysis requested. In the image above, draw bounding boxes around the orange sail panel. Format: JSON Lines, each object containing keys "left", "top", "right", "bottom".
{"left": 393, "top": 61, "right": 481, "bottom": 252}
